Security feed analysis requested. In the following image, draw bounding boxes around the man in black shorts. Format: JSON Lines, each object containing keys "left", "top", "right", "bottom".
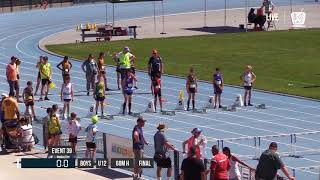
{"left": 153, "top": 123, "right": 177, "bottom": 180}
{"left": 148, "top": 49, "right": 163, "bottom": 95}
{"left": 113, "top": 53, "right": 121, "bottom": 90}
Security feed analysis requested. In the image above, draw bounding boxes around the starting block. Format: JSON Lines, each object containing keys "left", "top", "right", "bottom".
{"left": 222, "top": 105, "right": 237, "bottom": 112}
{"left": 256, "top": 104, "right": 266, "bottom": 109}
{"left": 206, "top": 96, "right": 215, "bottom": 109}
{"left": 100, "top": 115, "right": 114, "bottom": 120}
{"left": 233, "top": 94, "right": 244, "bottom": 107}
{"left": 161, "top": 110, "right": 176, "bottom": 116}
{"left": 129, "top": 112, "right": 142, "bottom": 118}
{"left": 145, "top": 100, "right": 156, "bottom": 113}
{"left": 193, "top": 108, "right": 207, "bottom": 114}
{"left": 86, "top": 104, "right": 96, "bottom": 118}
{"left": 175, "top": 100, "right": 186, "bottom": 111}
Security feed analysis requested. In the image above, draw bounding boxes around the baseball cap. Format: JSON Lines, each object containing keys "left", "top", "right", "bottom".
{"left": 191, "top": 128, "right": 202, "bottom": 134}
{"left": 269, "top": 142, "right": 278, "bottom": 148}
{"left": 156, "top": 122, "right": 166, "bottom": 131}
{"left": 1, "top": 93, "right": 8, "bottom": 98}
{"left": 92, "top": 115, "right": 98, "bottom": 124}
{"left": 246, "top": 65, "right": 253, "bottom": 70}
{"left": 124, "top": 46, "right": 130, "bottom": 52}
{"left": 137, "top": 116, "right": 146, "bottom": 123}
{"left": 70, "top": 112, "right": 77, "bottom": 118}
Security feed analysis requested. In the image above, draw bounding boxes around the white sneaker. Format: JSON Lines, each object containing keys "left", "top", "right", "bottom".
{"left": 62, "top": 115, "right": 67, "bottom": 120}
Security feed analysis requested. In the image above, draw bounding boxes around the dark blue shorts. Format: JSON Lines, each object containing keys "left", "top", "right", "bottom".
{"left": 125, "top": 90, "right": 133, "bottom": 95}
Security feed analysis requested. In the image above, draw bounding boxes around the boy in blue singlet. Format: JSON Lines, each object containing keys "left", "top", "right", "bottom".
{"left": 122, "top": 70, "right": 137, "bottom": 115}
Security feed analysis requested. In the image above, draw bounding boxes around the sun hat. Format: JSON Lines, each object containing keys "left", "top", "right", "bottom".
{"left": 191, "top": 128, "right": 202, "bottom": 134}
{"left": 137, "top": 116, "right": 146, "bottom": 123}
{"left": 157, "top": 122, "right": 167, "bottom": 131}
{"left": 92, "top": 115, "right": 98, "bottom": 124}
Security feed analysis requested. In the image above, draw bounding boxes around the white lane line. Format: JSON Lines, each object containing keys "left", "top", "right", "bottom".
{"left": 1, "top": 47, "right": 320, "bottom": 128}
{"left": 1, "top": 72, "right": 319, "bottom": 154}
{"left": 2, "top": 60, "right": 320, "bottom": 132}
{"left": 7, "top": 10, "right": 320, "bottom": 111}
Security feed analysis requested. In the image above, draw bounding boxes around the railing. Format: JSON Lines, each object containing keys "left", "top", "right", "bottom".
{"left": 32, "top": 118, "right": 319, "bottom": 180}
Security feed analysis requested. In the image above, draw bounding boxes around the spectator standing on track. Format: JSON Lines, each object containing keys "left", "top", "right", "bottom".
{"left": 2, "top": 92, "right": 20, "bottom": 124}
{"left": 39, "top": 56, "right": 52, "bottom": 101}
{"left": 129, "top": 49, "right": 138, "bottom": 89}
{"left": 132, "top": 117, "right": 149, "bottom": 180}
{"left": 0, "top": 93, "right": 8, "bottom": 122}
{"left": 94, "top": 76, "right": 106, "bottom": 117}
{"left": 153, "top": 123, "right": 177, "bottom": 180}
{"left": 60, "top": 76, "right": 74, "bottom": 120}
{"left": 52, "top": 104, "right": 60, "bottom": 119}
{"left": 47, "top": 107, "right": 62, "bottom": 150}
{"left": 19, "top": 117, "right": 34, "bottom": 152}
{"left": 98, "top": 52, "right": 110, "bottom": 91}
{"left": 68, "top": 112, "right": 81, "bottom": 158}
{"left": 240, "top": 65, "right": 256, "bottom": 106}
{"left": 15, "top": 58, "right": 21, "bottom": 89}
{"left": 180, "top": 146, "right": 206, "bottom": 180}
{"left": 255, "top": 142, "right": 295, "bottom": 180}
{"left": 56, "top": 56, "right": 72, "bottom": 81}
{"left": 207, "top": 145, "right": 230, "bottom": 180}
{"left": 82, "top": 54, "right": 98, "bottom": 96}
{"left": 148, "top": 49, "right": 163, "bottom": 95}
{"left": 223, "top": 147, "right": 253, "bottom": 180}
{"left": 0, "top": 94, "right": 6, "bottom": 150}
{"left": 0, "top": 93, "right": 8, "bottom": 151}
{"left": 113, "top": 52, "right": 121, "bottom": 90}
{"left": 6, "top": 56, "right": 22, "bottom": 103}
{"left": 115, "top": 47, "right": 135, "bottom": 91}
{"left": 213, "top": 68, "right": 224, "bottom": 109}
{"left": 182, "top": 128, "right": 207, "bottom": 160}
{"left": 186, "top": 67, "right": 198, "bottom": 111}
{"left": 35, "top": 56, "right": 44, "bottom": 95}
{"left": 152, "top": 73, "right": 163, "bottom": 112}
{"left": 22, "top": 81, "right": 36, "bottom": 121}
{"left": 85, "top": 115, "right": 98, "bottom": 159}
{"left": 97, "top": 52, "right": 110, "bottom": 91}
{"left": 122, "top": 69, "right": 137, "bottom": 115}
{"left": 42, "top": 107, "right": 51, "bottom": 150}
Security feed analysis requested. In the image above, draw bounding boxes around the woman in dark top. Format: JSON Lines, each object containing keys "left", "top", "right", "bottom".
{"left": 248, "top": 8, "right": 257, "bottom": 24}
{"left": 180, "top": 146, "right": 206, "bottom": 180}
